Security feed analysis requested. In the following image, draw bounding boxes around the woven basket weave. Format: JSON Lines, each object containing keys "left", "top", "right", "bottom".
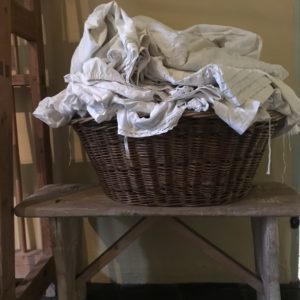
{"left": 72, "top": 110, "right": 284, "bottom": 206}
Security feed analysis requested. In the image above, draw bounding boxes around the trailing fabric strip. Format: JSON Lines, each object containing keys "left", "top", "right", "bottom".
{"left": 266, "top": 118, "right": 272, "bottom": 175}
{"left": 68, "top": 126, "right": 73, "bottom": 168}
{"left": 282, "top": 135, "right": 287, "bottom": 183}
{"left": 124, "top": 136, "right": 131, "bottom": 159}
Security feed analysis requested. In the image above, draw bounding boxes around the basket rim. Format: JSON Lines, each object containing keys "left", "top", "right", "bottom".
{"left": 71, "top": 108, "right": 285, "bottom": 206}
{"left": 70, "top": 109, "right": 284, "bottom": 126}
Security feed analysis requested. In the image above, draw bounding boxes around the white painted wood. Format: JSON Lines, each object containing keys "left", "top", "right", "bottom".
{"left": 251, "top": 217, "right": 281, "bottom": 300}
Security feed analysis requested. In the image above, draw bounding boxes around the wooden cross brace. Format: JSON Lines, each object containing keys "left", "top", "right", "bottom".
{"left": 50, "top": 216, "right": 280, "bottom": 300}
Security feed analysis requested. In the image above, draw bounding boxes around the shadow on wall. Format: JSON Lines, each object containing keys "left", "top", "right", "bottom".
{"left": 34, "top": 0, "right": 296, "bottom": 283}
{"left": 41, "top": 0, "right": 99, "bottom": 184}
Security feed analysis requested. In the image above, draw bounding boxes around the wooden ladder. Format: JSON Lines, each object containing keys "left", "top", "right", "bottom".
{"left": 0, "top": 1, "right": 55, "bottom": 299}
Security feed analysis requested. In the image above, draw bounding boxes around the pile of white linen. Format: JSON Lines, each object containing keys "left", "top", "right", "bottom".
{"left": 33, "top": 1, "right": 300, "bottom": 137}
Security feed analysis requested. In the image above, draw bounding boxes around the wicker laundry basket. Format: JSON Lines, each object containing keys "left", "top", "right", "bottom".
{"left": 72, "top": 110, "right": 285, "bottom": 206}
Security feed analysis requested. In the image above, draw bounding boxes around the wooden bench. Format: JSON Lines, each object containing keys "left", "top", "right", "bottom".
{"left": 14, "top": 182, "right": 300, "bottom": 300}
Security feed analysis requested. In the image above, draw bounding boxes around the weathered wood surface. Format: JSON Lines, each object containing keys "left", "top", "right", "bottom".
{"left": 28, "top": 6, "right": 53, "bottom": 188}
{"left": 12, "top": 95, "right": 27, "bottom": 253}
{"left": 11, "top": 0, "right": 53, "bottom": 255}
{"left": 15, "top": 182, "right": 300, "bottom": 218}
{"left": 15, "top": 250, "right": 42, "bottom": 279}
{"left": 251, "top": 217, "right": 281, "bottom": 300}
{"left": 11, "top": 1, "right": 54, "bottom": 298}
{"left": 50, "top": 218, "right": 84, "bottom": 300}
{"left": 15, "top": 255, "right": 55, "bottom": 300}
{"left": 11, "top": 0, "right": 35, "bottom": 40}
{"left": 0, "top": 1, "right": 15, "bottom": 299}
{"left": 11, "top": 74, "right": 31, "bottom": 87}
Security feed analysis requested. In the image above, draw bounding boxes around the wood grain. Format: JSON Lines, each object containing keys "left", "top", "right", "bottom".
{"left": 26, "top": 0, "right": 53, "bottom": 255}
{"left": 11, "top": 1, "right": 54, "bottom": 298}
{"left": 12, "top": 92, "right": 27, "bottom": 252}
{"left": 15, "top": 250, "right": 42, "bottom": 279}
{"left": 11, "top": 74, "right": 31, "bottom": 87}
{"left": 28, "top": 5, "right": 53, "bottom": 188}
{"left": 50, "top": 218, "right": 84, "bottom": 300}
{"left": 0, "top": 1, "right": 15, "bottom": 299}
{"left": 15, "top": 255, "right": 55, "bottom": 300}
{"left": 15, "top": 182, "right": 300, "bottom": 218}
{"left": 251, "top": 217, "right": 281, "bottom": 300}
{"left": 11, "top": 1, "right": 35, "bottom": 40}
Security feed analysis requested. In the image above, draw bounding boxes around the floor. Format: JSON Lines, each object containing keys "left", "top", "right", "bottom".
{"left": 42, "top": 283, "right": 300, "bottom": 300}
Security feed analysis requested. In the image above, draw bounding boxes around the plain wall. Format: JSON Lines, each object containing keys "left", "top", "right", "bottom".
{"left": 16, "top": 0, "right": 298, "bottom": 283}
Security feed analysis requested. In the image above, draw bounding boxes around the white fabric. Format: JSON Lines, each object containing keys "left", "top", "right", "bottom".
{"left": 33, "top": 1, "right": 300, "bottom": 137}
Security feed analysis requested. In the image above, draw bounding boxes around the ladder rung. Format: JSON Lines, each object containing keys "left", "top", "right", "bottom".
{"left": 12, "top": 74, "right": 31, "bottom": 86}
{"left": 11, "top": 1, "right": 36, "bottom": 41}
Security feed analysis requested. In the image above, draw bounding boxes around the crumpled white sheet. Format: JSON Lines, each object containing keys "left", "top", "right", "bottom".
{"left": 33, "top": 1, "right": 300, "bottom": 137}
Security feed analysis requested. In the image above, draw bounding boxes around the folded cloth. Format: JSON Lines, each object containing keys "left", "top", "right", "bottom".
{"left": 33, "top": 1, "right": 300, "bottom": 137}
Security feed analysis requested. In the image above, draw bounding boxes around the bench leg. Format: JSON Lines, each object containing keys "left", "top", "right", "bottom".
{"left": 251, "top": 217, "right": 281, "bottom": 300}
{"left": 50, "top": 218, "right": 85, "bottom": 300}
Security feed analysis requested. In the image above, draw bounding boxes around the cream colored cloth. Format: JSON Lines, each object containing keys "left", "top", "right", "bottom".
{"left": 33, "top": 1, "right": 300, "bottom": 137}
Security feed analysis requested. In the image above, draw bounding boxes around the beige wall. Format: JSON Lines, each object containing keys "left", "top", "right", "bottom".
{"left": 17, "top": 0, "right": 296, "bottom": 283}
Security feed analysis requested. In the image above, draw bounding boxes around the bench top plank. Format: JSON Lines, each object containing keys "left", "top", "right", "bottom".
{"left": 14, "top": 182, "right": 300, "bottom": 218}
